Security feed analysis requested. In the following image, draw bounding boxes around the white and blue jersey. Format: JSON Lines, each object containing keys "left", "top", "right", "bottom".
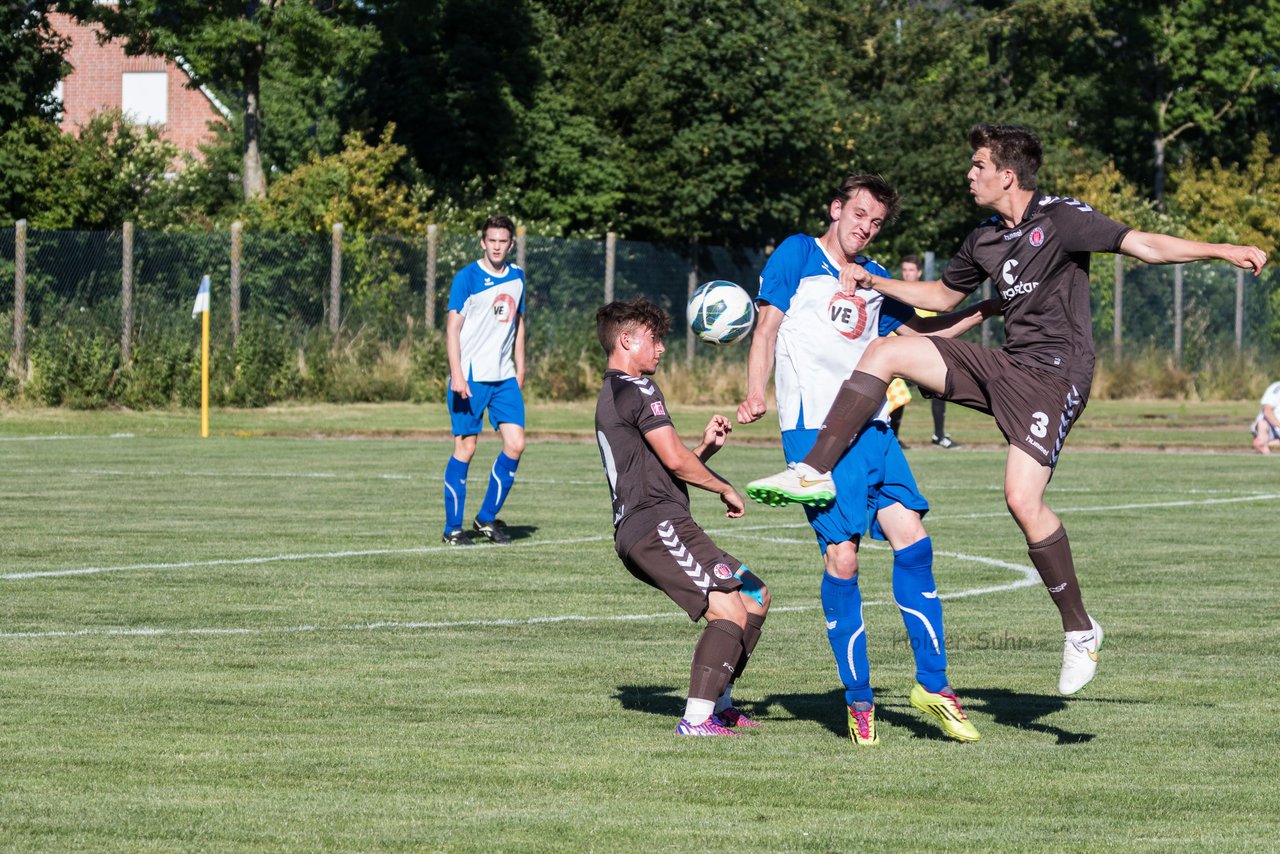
{"left": 759, "top": 234, "right": 924, "bottom": 549}
{"left": 758, "top": 234, "right": 914, "bottom": 431}
{"left": 447, "top": 260, "right": 526, "bottom": 382}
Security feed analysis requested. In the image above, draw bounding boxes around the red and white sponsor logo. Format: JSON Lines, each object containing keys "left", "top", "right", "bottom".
{"left": 827, "top": 291, "right": 869, "bottom": 340}
{"left": 1028, "top": 227, "right": 1045, "bottom": 247}
{"left": 650, "top": 401, "right": 666, "bottom": 417}
{"left": 712, "top": 563, "right": 733, "bottom": 579}
{"left": 492, "top": 293, "right": 517, "bottom": 322}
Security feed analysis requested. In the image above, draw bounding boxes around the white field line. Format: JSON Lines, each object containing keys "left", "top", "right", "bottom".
{"left": 1, "top": 492, "right": 1275, "bottom": 641}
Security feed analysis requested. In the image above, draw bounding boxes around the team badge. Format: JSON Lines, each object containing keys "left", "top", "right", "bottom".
{"left": 492, "top": 292, "right": 517, "bottom": 321}
{"left": 827, "top": 291, "right": 869, "bottom": 340}
{"left": 650, "top": 401, "right": 666, "bottom": 417}
{"left": 1028, "top": 227, "right": 1045, "bottom": 247}
{"left": 712, "top": 563, "right": 733, "bottom": 579}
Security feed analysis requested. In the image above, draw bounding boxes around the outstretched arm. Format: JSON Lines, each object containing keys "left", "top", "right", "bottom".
{"left": 898, "top": 299, "right": 1003, "bottom": 339}
{"left": 644, "top": 424, "right": 745, "bottom": 517}
{"left": 736, "top": 304, "right": 782, "bottom": 424}
{"left": 1119, "top": 231, "right": 1268, "bottom": 274}
{"left": 839, "top": 264, "right": 967, "bottom": 312}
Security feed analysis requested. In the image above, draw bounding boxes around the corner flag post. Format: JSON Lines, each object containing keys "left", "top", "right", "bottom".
{"left": 192, "top": 274, "right": 211, "bottom": 438}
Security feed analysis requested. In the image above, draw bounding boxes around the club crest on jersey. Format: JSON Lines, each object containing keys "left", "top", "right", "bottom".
{"left": 827, "top": 291, "right": 869, "bottom": 340}
{"left": 492, "top": 293, "right": 517, "bottom": 322}
{"left": 650, "top": 401, "right": 666, "bottom": 417}
{"left": 1028, "top": 227, "right": 1045, "bottom": 247}
{"left": 712, "top": 563, "right": 733, "bottom": 579}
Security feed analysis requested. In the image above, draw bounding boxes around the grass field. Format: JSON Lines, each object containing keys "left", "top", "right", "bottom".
{"left": 1, "top": 400, "right": 1278, "bottom": 850}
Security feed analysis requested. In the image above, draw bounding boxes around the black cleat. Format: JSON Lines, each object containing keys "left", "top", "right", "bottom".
{"left": 473, "top": 518, "right": 512, "bottom": 544}
{"left": 442, "top": 528, "right": 473, "bottom": 546}
{"left": 931, "top": 434, "right": 959, "bottom": 449}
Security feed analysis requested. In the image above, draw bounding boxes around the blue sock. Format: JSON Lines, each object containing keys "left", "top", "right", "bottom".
{"left": 476, "top": 452, "right": 519, "bottom": 524}
{"left": 443, "top": 456, "right": 469, "bottom": 534}
{"left": 821, "top": 572, "right": 872, "bottom": 706}
{"left": 893, "top": 537, "right": 949, "bottom": 694}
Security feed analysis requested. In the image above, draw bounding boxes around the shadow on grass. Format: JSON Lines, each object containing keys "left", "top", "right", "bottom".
{"left": 614, "top": 684, "right": 1105, "bottom": 745}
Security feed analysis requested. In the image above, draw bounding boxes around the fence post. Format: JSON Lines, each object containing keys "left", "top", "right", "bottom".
{"left": 1113, "top": 254, "right": 1123, "bottom": 359}
{"left": 425, "top": 223, "right": 438, "bottom": 329}
{"left": 1173, "top": 263, "right": 1183, "bottom": 367}
{"left": 1235, "top": 267, "right": 1244, "bottom": 353}
{"left": 923, "top": 250, "right": 936, "bottom": 280}
{"left": 686, "top": 240, "right": 698, "bottom": 369}
{"left": 121, "top": 221, "right": 133, "bottom": 363}
{"left": 604, "top": 231, "right": 617, "bottom": 304}
{"left": 329, "top": 222, "right": 343, "bottom": 336}
{"left": 516, "top": 224, "right": 527, "bottom": 272}
{"left": 230, "top": 221, "right": 242, "bottom": 343}
{"left": 12, "top": 219, "right": 26, "bottom": 377}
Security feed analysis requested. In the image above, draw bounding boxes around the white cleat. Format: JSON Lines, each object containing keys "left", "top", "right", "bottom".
{"left": 745, "top": 462, "right": 836, "bottom": 507}
{"left": 1059, "top": 615, "right": 1103, "bottom": 695}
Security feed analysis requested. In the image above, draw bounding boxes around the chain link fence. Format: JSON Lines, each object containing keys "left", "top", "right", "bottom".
{"left": 3, "top": 222, "right": 1278, "bottom": 405}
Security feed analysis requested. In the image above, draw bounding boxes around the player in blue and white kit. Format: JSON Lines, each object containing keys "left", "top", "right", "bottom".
{"left": 442, "top": 215, "right": 527, "bottom": 545}
{"left": 738, "top": 174, "right": 997, "bottom": 744}
{"left": 1251, "top": 381, "right": 1280, "bottom": 455}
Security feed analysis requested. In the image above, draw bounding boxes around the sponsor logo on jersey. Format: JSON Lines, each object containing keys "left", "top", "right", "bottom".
{"left": 713, "top": 563, "right": 733, "bottom": 580}
{"left": 492, "top": 292, "right": 517, "bottom": 322}
{"left": 1000, "top": 259, "right": 1041, "bottom": 299}
{"left": 1029, "top": 227, "right": 1045, "bottom": 247}
{"left": 650, "top": 401, "right": 666, "bottom": 417}
{"left": 827, "top": 291, "right": 869, "bottom": 340}
{"left": 1002, "top": 229, "right": 1024, "bottom": 241}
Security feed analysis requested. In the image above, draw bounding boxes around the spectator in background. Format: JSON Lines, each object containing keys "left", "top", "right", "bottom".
{"left": 1252, "top": 380, "right": 1280, "bottom": 454}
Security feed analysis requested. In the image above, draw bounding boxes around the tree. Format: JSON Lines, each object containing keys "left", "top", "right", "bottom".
{"left": 0, "top": 4, "right": 68, "bottom": 129}
{"left": 63, "top": 0, "right": 378, "bottom": 201}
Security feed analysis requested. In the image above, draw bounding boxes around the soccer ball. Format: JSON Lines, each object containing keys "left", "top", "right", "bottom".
{"left": 687, "top": 280, "right": 756, "bottom": 346}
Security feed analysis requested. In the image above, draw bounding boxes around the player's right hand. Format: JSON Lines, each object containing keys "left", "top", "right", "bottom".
{"left": 736, "top": 394, "right": 766, "bottom": 424}
{"left": 450, "top": 375, "right": 471, "bottom": 398}
{"left": 721, "top": 486, "right": 745, "bottom": 518}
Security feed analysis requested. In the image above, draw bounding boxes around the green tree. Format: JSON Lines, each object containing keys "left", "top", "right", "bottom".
{"left": 62, "top": 0, "right": 379, "bottom": 201}
{"left": 0, "top": 4, "right": 67, "bottom": 129}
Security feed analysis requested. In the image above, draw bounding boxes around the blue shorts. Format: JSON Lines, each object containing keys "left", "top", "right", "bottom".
{"left": 781, "top": 421, "right": 929, "bottom": 554}
{"left": 448, "top": 377, "right": 525, "bottom": 436}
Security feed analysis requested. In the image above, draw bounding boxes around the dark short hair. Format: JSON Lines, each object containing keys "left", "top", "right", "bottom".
{"left": 832, "top": 173, "right": 901, "bottom": 222}
{"left": 968, "top": 124, "right": 1041, "bottom": 190}
{"left": 901, "top": 254, "right": 921, "bottom": 268}
{"left": 596, "top": 298, "right": 671, "bottom": 355}
{"left": 483, "top": 215, "right": 516, "bottom": 238}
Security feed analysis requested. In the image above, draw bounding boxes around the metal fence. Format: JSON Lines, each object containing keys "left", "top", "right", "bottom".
{"left": 3, "top": 221, "right": 1277, "bottom": 384}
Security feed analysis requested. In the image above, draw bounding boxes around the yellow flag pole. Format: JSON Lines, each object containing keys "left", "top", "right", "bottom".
{"left": 200, "top": 308, "right": 209, "bottom": 438}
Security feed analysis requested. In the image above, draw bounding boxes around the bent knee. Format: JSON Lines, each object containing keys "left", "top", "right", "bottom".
{"left": 823, "top": 542, "right": 859, "bottom": 580}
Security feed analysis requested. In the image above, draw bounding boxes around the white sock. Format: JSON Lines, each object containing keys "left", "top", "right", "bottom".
{"left": 714, "top": 683, "right": 734, "bottom": 714}
{"left": 683, "top": 697, "right": 715, "bottom": 725}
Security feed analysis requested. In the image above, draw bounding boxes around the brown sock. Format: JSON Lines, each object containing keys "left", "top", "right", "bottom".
{"left": 802, "top": 372, "right": 889, "bottom": 472}
{"left": 1027, "top": 524, "right": 1091, "bottom": 632}
{"left": 731, "top": 612, "right": 766, "bottom": 681}
{"left": 689, "top": 619, "right": 745, "bottom": 701}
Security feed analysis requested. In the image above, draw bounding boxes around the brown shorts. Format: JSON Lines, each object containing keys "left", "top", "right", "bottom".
{"left": 620, "top": 515, "right": 743, "bottom": 621}
{"left": 927, "top": 337, "right": 1086, "bottom": 468}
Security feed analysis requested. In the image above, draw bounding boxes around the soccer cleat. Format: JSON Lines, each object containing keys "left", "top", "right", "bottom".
{"left": 909, "top": 684, "right": 981, "bottom": 743}
{"left": 932, "top": 434, "right": 959, "bottom": 449}
{"left": 1059, "top": 616, "right": 1104, "bottom": 695}
{"left": 676, "top": 717, "right": 741, "bottom": 737}
{"left": 714, "top": 707, "right": 762, "bottom": 729}
{"left": 442, "top": 529, "right": 473, "bottom": 546}
{"left": 473, "top": 518, "right": 512, "bottom": 544}
{"left": 847, "top": 704, "right": 879, "bottom": 746}
{"left": 746, "top": 463, "right": 836, "bottom": 508}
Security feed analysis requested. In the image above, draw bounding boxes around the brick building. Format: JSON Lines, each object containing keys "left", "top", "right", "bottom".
{"left": 50, "top": 12, "right": 231, "bottom": 161}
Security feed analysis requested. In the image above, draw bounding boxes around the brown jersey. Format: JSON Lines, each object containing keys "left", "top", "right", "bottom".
{"left": 941, "top": 192, "right": 1130, "bottom": 392}
{"left": 595, "top": 369, "right": 691, "bottom": 555}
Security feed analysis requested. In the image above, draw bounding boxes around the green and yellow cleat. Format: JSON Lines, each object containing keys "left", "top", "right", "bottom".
{"left": 909, "top": 683, "right": 980, "bottom": 743}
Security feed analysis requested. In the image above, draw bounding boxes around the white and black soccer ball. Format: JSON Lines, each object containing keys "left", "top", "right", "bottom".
{"left": 687, "top": 280, "right": 756, "bottom": 346}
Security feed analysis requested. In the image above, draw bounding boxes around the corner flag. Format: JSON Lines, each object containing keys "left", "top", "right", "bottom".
{"left": 192, "top": 275, "right": 211, "bottom": 437}
{"left": 192, "top": 274, "right": 211, "bottom": 317}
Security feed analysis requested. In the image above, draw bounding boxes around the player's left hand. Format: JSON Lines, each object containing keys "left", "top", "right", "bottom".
{"left": 721, "top": 486, "right": 745, "bottom": 518}
{"left": 703, "top": 414, "right": 732, "bottom": 450}
{"left": 839, "top": 262, "right": 873, "bottom": 294}
{"left": 1229, "top": 245, "right": 1268, "bottom": 275}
